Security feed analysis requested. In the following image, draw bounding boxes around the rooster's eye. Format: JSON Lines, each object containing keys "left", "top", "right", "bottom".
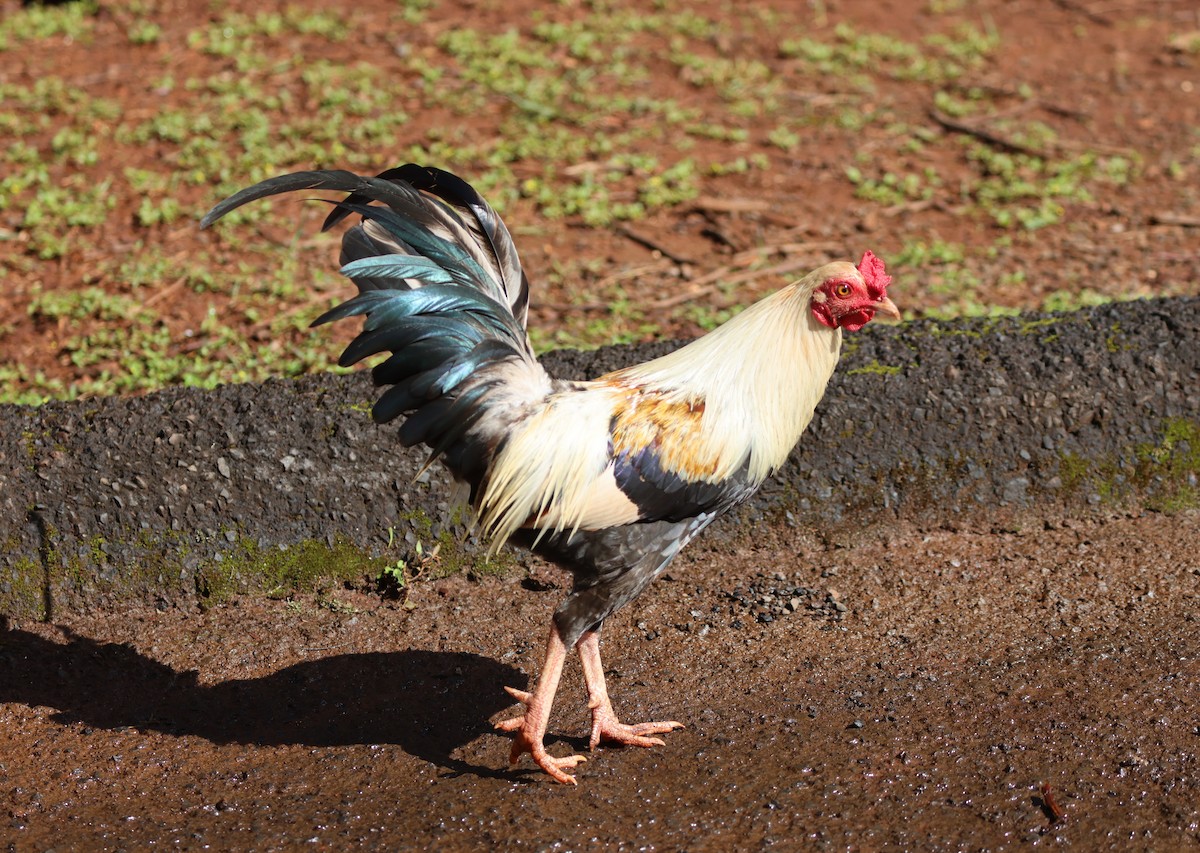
{"left": 834, "top": 283, "right": 852, "bottom": 298}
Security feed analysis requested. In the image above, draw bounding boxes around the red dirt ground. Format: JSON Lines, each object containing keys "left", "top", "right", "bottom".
{"left": 0, "top": 0, "right": 1198, "bottom": 395}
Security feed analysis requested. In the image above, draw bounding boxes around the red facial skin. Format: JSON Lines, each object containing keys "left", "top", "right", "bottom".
{"left": 811, "top": 251, "right": 896, "bottom": 331}
{"left": 810, "top": 278, "right": 883, "bottom": 331}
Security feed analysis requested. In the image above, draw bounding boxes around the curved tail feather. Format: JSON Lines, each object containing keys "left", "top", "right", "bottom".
{"left": 202, "top": 165, "right": 528, "bottom": 326}
{"left": 202, "top": 165, "right": 553, "bottom": 495}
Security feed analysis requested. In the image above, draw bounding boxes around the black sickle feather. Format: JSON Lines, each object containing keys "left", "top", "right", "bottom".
{"left": 320, "top": 166, "right": 418, "bottom": 232}
{"left": 199, "top": 171, "right": 421, "bottom": 230}
{"left": 203, "top": 165, "right": 530, "bottom": 329}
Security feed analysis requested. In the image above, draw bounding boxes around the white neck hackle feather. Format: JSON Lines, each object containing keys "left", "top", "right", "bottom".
{"left": 475, "top": 262, "right": 856, "bottom": 548}
{"left": 609, "top": 262, "right": 851, "bottom": 483}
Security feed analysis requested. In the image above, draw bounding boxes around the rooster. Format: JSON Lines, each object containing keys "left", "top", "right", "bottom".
{"left": 202, "top": 165, "right": 899, "bottom": 784}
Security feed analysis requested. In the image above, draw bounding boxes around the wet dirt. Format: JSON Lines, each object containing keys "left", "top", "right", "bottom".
{"left": 3, "top": 510, "right": 1198, "bottom": 850}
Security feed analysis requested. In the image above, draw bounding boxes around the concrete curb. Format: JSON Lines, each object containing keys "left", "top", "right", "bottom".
{"left": 2, "top": 297, "right": 1197, "bottom": 617}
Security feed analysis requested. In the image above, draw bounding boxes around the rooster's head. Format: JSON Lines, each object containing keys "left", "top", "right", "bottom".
{"left": 810, "top": 251, "right": 900, "bottom": 332}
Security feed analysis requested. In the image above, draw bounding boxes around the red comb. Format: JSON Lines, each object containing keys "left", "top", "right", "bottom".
{"left": 857, "top": 251, "right": 891, "bottom": 301}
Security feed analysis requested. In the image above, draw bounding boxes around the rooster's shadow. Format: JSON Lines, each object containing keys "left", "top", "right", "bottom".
{"left": 0, "top": 615, "right": 528, "bottom": 781}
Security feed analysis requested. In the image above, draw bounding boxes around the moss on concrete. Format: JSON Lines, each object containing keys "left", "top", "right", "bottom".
{"left": 195, "top": 535, "right": 389, "bottom": 608}
{"left": 1056, "top": 417, "right": 1200, "bottom": 511}
{"left": 846, "top": 360, "right": 904, "bottom": 377}
{"left": 5, "top": 521, "right": 495, "bottom": 619}
{"left": 0, "top": 554, "right": 44, "bottom": 619}
{"left": 397, "top": 505, "right": 516, "bottom": 579}
{"left": 1134, "top": 418, "right": 1200, "bottom": 512}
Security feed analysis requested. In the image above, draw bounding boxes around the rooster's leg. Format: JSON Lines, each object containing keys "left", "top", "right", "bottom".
{"left": 495, "top": 622, "right": 587, "bottom": 784}
{"left": 578, "top": 628, "right": 684, "bottom": 751}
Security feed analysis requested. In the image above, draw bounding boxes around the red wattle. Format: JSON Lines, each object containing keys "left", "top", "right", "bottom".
{"left": 811, "top": 302, "right": 837, "bottom": 329}
{"left": 837, "top": 309, "right": 874, "bottom": 332}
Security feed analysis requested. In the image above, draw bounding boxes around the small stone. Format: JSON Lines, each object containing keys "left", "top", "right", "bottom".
{"left": 1002, "top": 476, "right": 1029, "bottom": 504}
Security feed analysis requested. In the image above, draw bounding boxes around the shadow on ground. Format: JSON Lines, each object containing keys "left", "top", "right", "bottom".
{"left": 0, "top": 616, "right": 523, "bottom": 780}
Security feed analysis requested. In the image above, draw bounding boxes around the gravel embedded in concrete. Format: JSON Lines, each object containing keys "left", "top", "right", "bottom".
{"left": 1, "top": 297, "right": 1197, "bottom": 616}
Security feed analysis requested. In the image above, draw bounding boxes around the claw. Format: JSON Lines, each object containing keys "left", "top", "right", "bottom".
{"left": 493, "top": 626, "right": 589, "bottom": 784}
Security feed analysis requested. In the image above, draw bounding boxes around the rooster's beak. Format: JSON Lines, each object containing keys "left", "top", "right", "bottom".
{"left": 874, "top": 296, "right": 901, "bottom": 322}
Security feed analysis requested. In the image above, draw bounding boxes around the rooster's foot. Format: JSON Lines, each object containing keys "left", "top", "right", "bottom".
{"left": 588, "top": 699, "right": 684, "bottom": 751}
{"left": 495, "top": 686, "right": 586, "bottom": 785}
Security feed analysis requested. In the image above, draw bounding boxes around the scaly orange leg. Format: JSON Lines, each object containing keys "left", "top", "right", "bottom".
{"left": 495, "top": 622, "right": 587, "bottom": 784}
{"left": 577, "top": 628, "right": 684, "bottom": 752}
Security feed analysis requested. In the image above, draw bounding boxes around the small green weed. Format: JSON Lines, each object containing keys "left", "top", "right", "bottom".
{"left": 0, "top": 0, "right": 99, "bottom": 50}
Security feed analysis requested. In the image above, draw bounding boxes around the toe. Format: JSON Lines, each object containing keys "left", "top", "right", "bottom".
{"left": 537, "top": 752, "right": 586, "bottom": 785}
{"left": 630, "top": 720, "right": 684, "bottom": 736}
{"left": 494, "top": 714, "right": 526, "bottom": 733}
{"left": 591, "top": 719, "right": 684, "bottom": 749}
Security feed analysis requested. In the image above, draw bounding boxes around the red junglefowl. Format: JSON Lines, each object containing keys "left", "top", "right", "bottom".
{"left": 202, "top": 165, "right": 899, "bottom": 784}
